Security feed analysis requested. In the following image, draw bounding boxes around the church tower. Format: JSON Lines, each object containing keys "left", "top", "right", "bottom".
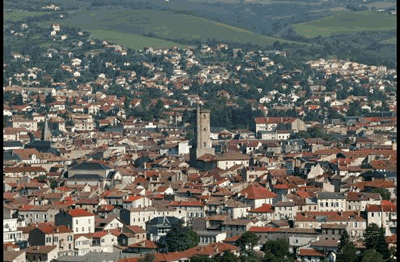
{"left": 190, "top": 105, "right": 215, "bottom": 167}
{"left": 42, "top": 117, "right": 52, "bottom": 141}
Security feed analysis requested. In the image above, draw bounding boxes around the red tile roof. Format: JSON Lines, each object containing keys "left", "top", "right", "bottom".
{"left": 168, "top": 201, "right": 204, "bottom": 207}
{"left": 68, "top": 209, "right": 94, "bottom": 217}
{"left": 249, "top": 204, "right": 274, "bottom": 213}
{"left": 248, "top": 226, "right": 279, "bottom": 233}
{"left": 240, "top": 184, "right": 277, "bottom": 199}
{"left": 298, "top": 249, "right": 325, "bottom": 257}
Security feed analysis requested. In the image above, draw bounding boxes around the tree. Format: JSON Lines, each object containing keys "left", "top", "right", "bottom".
{"left": 157, "top": 220, "right": 198, "bottom": 252}
{"left": 45, "top": 92, "right": 56, "bottom": 104}
{"left": 376, "top": 226, "right": 390, "bottom": 259}
{"left": 191, "top": 256, "right": 217, "bottom": 262}
{"left": 138, "top": 253, "right": 155, "bottom": 262}
{"left": 235, "top": 231, "right": 260, "bottom": 254}
{"left": 336, "top": 242, "right": 357, "bottom": 262}
{"left": 361, "top": 249, "right": 384, "bottom": 262}
{"left": 261, "top": 239, "right": 294, "bottom": 262}
{"left": 372, "top": 188, "right": 391, "bottom": 200}
{"left": 363, "top": 223, "right": 389, "bottom": 259}
{"left": 364, "top": 223, "right": 381, "bottom": 250}
{"left": 337, "top": 230, "right": 350, "bottom": 255}
{"left": 218, "top": 251, "right": 240, "bottom": 262}
{"left": 13, "top": 93, "right": 24, "bottom": 105}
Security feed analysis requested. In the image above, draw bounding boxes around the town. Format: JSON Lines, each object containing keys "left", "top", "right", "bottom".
{"left": 3, "top": 9, "right": 397, "bottom": 262}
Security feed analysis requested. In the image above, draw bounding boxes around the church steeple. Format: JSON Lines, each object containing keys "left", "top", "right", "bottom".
{"left": 42, "top": 116, "right": 52, "bottom": 141}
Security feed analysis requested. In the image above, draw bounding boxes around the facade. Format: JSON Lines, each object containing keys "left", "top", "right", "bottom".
{"left": 317, "top": 192, "right": 346, "bottom": 212}
{"left": 27, "top": 225, "right": 74, "bottom": 257}
{"left": 54, "top": 209, "right": 95, "bottom": 234}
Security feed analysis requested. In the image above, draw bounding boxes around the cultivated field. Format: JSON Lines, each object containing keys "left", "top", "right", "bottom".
{"left": 88, "top": 30, "right": 186, "bottom": 50}
{"left": 47, "top": 7, "right": 311, "bottom": 47}
{"left": 4, "top": 10, "right": 48, "bottom": 21}
{"left": 293, "top": 11, "right": 396, "bottom": 38}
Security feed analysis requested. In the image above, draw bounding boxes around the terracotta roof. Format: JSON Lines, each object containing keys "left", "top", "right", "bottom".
{"left": 168, "top": 201, "right": 204, "bottom": 207}
{"left": 248, "top": 226, "right": 279, "bottom": 233}
{"left": 298, "top": 249, "right": 325, "bottom": 257}
{"left": 37, "top": 225, "right": 72, "bottom": 234}
{"left": 68, "top": 209, "right": 94, "bottom": 217}
{"left": 240, "top": 183, "right": 277, "bottom": 199}
{"left": 128, "top": 240, "right": 158, "bottom": 249}
{"left": 249, "top": 204, "right": 274, "bottom": 213}
{"left": 123, "top": 196, "right": 143, "bottom": 203}
{"left": 26, "top": 246, "right": 57, "bottom": 254}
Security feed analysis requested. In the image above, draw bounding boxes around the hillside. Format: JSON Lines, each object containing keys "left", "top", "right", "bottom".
{"left": 293, "top": 11, "right": 396, "bottom": 38}
{"left": 45, "top": 7, "right": 311, "bottom": 48}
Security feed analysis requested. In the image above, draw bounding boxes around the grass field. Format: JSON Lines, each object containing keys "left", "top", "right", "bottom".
{"left": 293, "top": 11, "right": 396, "bottom": 38}
{"left": 385, "top": 37, "right": 396, "bottom": 44}
{"left": 88, "top": 30, "right": 186, "bottom": 50}
{"left": 4, "top": 10, "right": 48, "bottom": 21}
{"left": 45, "top": 7, "right": 311, "bottom": 48}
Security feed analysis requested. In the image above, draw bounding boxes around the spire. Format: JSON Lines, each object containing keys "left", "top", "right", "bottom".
{"left": 42, "top": 116, "right": 51, "bottom": 141}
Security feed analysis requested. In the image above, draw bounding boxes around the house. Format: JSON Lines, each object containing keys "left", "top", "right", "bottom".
{"left": 168, "top": 201, "right": 205, "bottom": 219}
{"left": 221, "top": 219, "right": 261, "bottom": 238}
{"left": 4, "top": 250, "right": 26, "bottom": 262}
{"left": 26, "top": 246, "right": 59, "bottom": 262}
{"left": 18, "top": 206, "right": 59, "bottom": 225}
{"left": 273, "top": 201, "right": 297, "bottom": 220}
{"left": 240, "top": 183, "right": 278, "bottom": 208}
{"left": 55, "top": 209, "right": 95, "bottom": 234}
{"left": 118, "top": 225, "right": 147, "bottom": 246}
{"left": 90, "top": 231, "right": 117, "bottom": 253}
{"left": 366, "top": 203, "right": 397, "bottom": 236}
{"left": 297, "top": 249, "right": 325, "bottom": 262}
{"left": 248, "top": 204, "right": 274, "bottom": 220}
{"left": 223, "top": 200, "right": 250, "bottom": 219}
{"left": 216, "top": 151, "right": 250, "bottom": 170}
{"left": 120, "top": 206, "right": 186, "bottom": 229}
{"left": 27, "top": 225, "right": 74, "bottom": 257}
{"left": 122, "top": 196, "right": 153, "bottom": 209}
{"left": 73, "top": 235, "right": 91, "bottom": 256}
{"left": 3, "top": 218, "right": 24, "bottom": 244}
{"left": 197, "top": 231, "right": 227, "bottom": 246}
{"left": 146, "top": 216, "right": 182, "bottom": 242}
{"left": 75, "top": 198, "right": 107, "bottom": 213}
{"left": 126, "top": 240, "right": 158, "bottom": 253}
{"left": 317, "top": 192, "right": 346, "bottom": 212}
{"left": 95, "top": 216, "right": 124, "bottom": 231}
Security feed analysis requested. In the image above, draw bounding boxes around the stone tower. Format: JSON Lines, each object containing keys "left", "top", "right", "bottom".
{"left": 42, "top": 117, "right": 52, "bottom": 141}
{"left": 190, "top": 105, "right": 215, "bottom": 164}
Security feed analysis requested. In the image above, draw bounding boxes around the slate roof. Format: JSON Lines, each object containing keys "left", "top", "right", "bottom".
{"left": 3, "top": 141, "right": 24, "bottom": 148}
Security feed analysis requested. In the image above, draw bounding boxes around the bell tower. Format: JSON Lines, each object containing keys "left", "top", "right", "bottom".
{"left": 190, "top": 105, "right": 215, "bottom": 166}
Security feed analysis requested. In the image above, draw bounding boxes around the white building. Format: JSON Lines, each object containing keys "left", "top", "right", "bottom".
{"left": 55, "top": 209, "right": 95, "bottom": 234}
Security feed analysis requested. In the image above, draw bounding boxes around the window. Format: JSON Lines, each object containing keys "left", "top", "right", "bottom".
{"left": 88, "top": 219, "right": 91, "bottom": 223}
{"left": 101, "top": 239, "right": 105, "bottom": 243}
{"left": 46, "top": 237, "right": 51, "bottom": 243}
{"left": 88, "top": 227, "right": 90, "bottom": 232}
{"left": 76, "top": 220, "right": 78, "bottom": 225}
{"left": 320, "top": 203, "right": 323, "bottom": 207}
{"left": 82, "top": 227, "right": 84, "bottom": 232}
{"left": 68, "top": 236, "right": 72, "bottom": 241}
{"left": 76, "top": 228, "right": 78, "bottom": 232}
{"left": 54, "top": 237, "right": 58, "bottom": 242}
{"left": 371, "top": 213, "right": 374, "bottom": 217}
{"left": 325, "top": 202, "right": 328, "bottom": 207}
{"left": 204, "top": 142, "right": 206, "bottom": 147}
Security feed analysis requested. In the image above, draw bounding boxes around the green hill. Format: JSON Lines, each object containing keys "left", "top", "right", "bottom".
{"left": 293, "top": 11, "right": 396, "bottom": 38}
{"left": 46, "top": 7, "right": 311, "bottom": 48}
